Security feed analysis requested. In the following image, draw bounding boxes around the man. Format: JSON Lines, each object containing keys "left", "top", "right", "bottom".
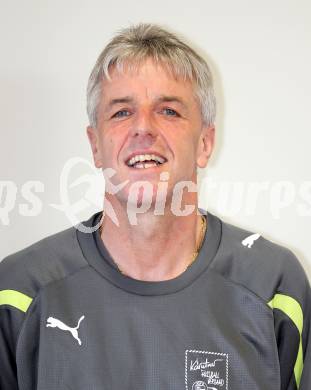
{"left": 0, "top": 24, "right": 310, "bottom": 390}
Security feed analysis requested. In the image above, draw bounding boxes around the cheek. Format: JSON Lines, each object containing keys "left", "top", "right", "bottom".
{"left": 173, "top": 135, "right": 198, "bottom": 159}
{"left": 100, "top": 136, "right": 127, "bottom": 169}
{"left": 100, "top": 131, "right": 115, "bottom": 150}
{"left": 101, "top": 126, "right": 127, "bottom": 152}
{"left": 98, "top": 137, "right": 113, "bottom": 164}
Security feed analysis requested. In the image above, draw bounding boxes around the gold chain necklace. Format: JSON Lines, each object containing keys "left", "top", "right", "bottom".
{"left": 100, "top": 215, "right": 207, "bottom": 276}
{"left": 187, "top": 214, "right": 207, "bottom": 268}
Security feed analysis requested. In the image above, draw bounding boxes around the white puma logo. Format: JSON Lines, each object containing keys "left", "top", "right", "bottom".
{"left": 242, "top": 233, "right": 261, "bottom": 248}
{"left": 46, "top": 315, "right": 85, "bottom": 346}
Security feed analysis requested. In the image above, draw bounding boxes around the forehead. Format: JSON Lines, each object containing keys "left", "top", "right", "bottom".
{"left": 100, "top": 58, "right": 197, "bottom": 104}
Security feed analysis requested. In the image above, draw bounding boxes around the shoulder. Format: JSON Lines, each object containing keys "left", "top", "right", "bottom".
{"left": 210, "top": 214, "right": 310, "bottom": 303}
{"left": 0, "top": 225, "right": 88, "bottom": 300}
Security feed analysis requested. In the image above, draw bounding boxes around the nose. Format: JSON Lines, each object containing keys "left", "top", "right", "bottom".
{"left": 130, "top": 109, "right": 158, "bottom": 142}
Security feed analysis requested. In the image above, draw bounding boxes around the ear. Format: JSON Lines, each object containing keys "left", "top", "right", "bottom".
{"left": 86, "top": 126, "right": 103, "bottom": 168}
{"left": 196, "top": 125, "right": 215, "bottom": 168}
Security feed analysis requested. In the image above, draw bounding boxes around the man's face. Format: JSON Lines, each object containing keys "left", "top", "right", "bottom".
{"left": 87, "top": 58, "right": 214, "bottom": 208}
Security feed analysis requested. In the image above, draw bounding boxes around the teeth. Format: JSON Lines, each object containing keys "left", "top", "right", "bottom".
{"left": 127, "top": 154, "right": 166, "bottom": 167}
{"left": 132, "top": 161, "right": 159, "bottom": 169}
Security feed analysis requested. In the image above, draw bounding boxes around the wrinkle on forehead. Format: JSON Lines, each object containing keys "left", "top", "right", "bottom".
{"left": 106, "top": 57, "right": 193, "bottom": 85}
{"left": 102, "top": 59, "right": 196, "bottom": 101}
{"left": 98, "top": 58, "right": 201, "bottom": 122}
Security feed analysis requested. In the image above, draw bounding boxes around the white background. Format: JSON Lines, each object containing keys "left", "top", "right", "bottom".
{"left": 0, "top": 0, "right": 310, "bottom": 279}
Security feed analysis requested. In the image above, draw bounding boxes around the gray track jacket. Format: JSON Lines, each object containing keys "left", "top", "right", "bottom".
{"left": 0, "top": 210, "right": 310, "bottom": 389}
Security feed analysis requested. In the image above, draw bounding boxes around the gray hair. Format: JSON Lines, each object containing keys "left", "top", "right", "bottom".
{"left": 86, "top": 23, "right": 216, "bottom": 127}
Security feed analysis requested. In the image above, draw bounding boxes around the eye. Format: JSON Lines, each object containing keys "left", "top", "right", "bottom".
{"left": 161, "top": 108, "right": 180, "bottom": 117}
{"left": 112, "top": 109, "right": 131, "bottom": 119}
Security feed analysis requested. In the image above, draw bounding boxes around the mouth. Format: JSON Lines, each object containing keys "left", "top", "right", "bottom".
{"left": 125, "top": 153, "right": 167, "bottom": 169}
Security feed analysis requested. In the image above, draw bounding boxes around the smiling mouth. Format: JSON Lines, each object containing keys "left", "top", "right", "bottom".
{"left": 126, "top": 153, "right": 167, "bottom": 169}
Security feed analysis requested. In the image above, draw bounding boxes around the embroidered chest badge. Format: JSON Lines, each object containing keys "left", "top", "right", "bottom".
{"left": 185, "top": 350, "right": 228, "bottom": 390}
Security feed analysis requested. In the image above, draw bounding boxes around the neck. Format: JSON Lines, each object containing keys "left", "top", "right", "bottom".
{"left": 99, "top": 194, "right": 205, "bottom": 281}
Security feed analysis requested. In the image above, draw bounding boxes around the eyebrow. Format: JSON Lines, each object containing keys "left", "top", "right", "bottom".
{"left": 106, "top": 96, "right": 134, "bottom": 109}
{"left": 155, "top": 95, "right": 188, "bottom": 109}
{"left": 105, "top": 94, "right": 188, "bottom": 111}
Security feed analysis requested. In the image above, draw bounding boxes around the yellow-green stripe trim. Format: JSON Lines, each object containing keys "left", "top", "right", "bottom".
{"left": 0, "top": 289, "right": 33, "bottom": 313}
{"left": 268, "top": 293, "right": 303, "bottom": 388}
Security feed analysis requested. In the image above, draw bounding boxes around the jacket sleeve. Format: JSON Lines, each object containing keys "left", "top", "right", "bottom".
{"left": 0, "top": 255, "right": 34, "bottom": 390}
{"left": 0, "top": 305, "right": 25, "bottom": 390}
{"left": 268, "top": 253, "right": 311, "bottom": 390}
{"left": 299, "top": 284, "right": 311, "bottom": 389}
